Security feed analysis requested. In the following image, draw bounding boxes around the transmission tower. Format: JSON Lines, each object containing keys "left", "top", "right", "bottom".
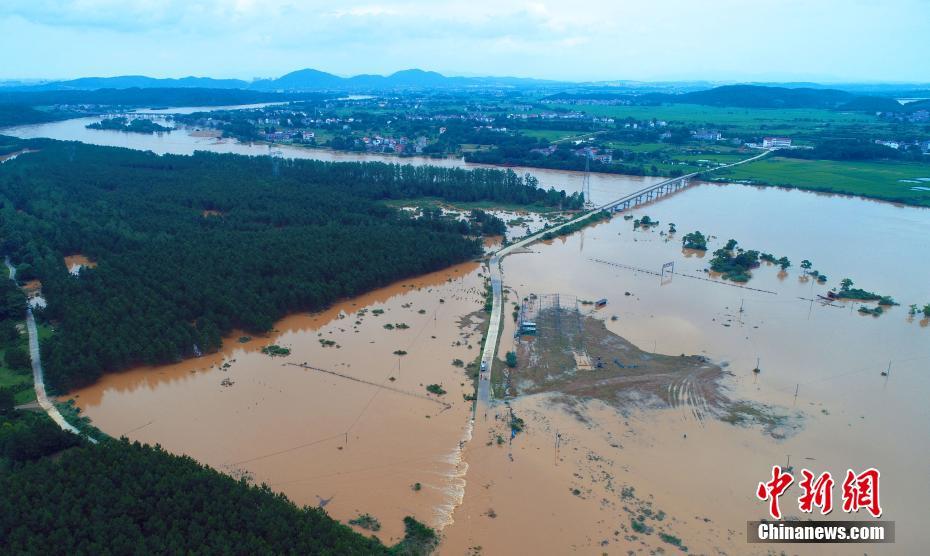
{"left": 582, "top": 155, "right": 592, "bottom": 207}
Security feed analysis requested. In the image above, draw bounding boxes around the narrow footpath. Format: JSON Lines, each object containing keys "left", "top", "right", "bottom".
{"left": 5, "top": 256, "right": 95, "bottom": 442}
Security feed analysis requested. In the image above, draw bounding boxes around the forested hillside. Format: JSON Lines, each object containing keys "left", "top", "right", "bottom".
{"left": 0, "top": 424, "right": 434, "bottom": 554}
{"left": 0, "top": 138, "right": 572, "bottom": 390}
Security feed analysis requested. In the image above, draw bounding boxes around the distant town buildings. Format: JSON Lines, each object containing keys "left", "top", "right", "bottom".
{"left": 762, "top": 137, "right": 792, "bottom": 149}
{"left": 692, "top": 129, "right": 722, "bottom": 141}
{"left": 574, "top": 146, "right": 612, "bottom": 164}
{"left": 874, "top": 139, "right": 901, "bottom": 150}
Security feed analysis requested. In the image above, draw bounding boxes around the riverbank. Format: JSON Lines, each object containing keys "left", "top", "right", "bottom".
{"left": 717, "top": 156, "right": 930, "bottom": 207}
{"left": 222, "top": 133, "right": 930, "bottom": 209}
{"left": 67, "top": 261, "right": 487, "bottom": 544}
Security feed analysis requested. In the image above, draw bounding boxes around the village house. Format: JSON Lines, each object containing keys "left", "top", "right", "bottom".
{"left": 762, "top": 136, "right": 792, "bottom": 148}
{"left": 692, "top": 129, "right": 722, "bottom": 141}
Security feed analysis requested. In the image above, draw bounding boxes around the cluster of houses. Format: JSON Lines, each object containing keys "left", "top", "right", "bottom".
{"left": 692, "top": 129, "right": 723, "bottom": 141}
{"left": 353, "top": 135, "right": 430, "bottom": 154}
{"left": 875, "top": 139, "right": 930, "bottom": 153}
{"left": 574, "top": 146, "right": 613, "bottom": 164}
{"left": 623, "top": 119, "right": 668, "bottom": 130}
{"left": 506, "top": 111, "right": 602, "bottom": 122}
{"left": 528, "top": 144, "right": 613, "bottom": 164}
{"left": 878, "top": 109, "right": 930, "bottom": 124}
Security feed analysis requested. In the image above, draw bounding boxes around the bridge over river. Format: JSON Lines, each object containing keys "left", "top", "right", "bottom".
{"left": 475, "top": 149, "right": 772, "bottom": 409}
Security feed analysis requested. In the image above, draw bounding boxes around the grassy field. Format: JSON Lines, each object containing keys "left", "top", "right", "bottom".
{"left": 519, "top": 129, "right": 582, "bottom": 142}
{"left": 719, "top": 157, "right": 930, "bottom": 206}
{"left": 543, "top": 103, "right": 884, "bottom": 139}
{"left": 0, "top": 324, "right": 36, "bottom": 406}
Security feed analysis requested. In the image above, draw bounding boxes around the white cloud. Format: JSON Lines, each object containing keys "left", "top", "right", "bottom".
{"left": 1, "top": 0, "right": 928, "bottom": 81}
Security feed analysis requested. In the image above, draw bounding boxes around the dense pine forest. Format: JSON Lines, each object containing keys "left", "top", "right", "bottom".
{"left": 0, "top": 414, "right": 434, "bottom": 554}
{"left": 0, "top": 137, "right": 575, "bottom": 390}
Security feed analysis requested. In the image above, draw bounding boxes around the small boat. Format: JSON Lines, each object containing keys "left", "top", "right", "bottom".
{"left": 595, "top": 298, "right": 608, "bottom": 308}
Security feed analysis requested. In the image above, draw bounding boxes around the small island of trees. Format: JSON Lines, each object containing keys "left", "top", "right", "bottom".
{"left": 710, "top": 239, "right": 760, "bottom": 282}
{"left": 681, "top": 231, "right": 708, "bottom": 250}
{"left": 87, "top": 117, "right": 172, "bottom": 134}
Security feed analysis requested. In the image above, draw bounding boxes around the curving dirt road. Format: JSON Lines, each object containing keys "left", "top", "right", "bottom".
{"left": 5, "top": 256, "right": 94, "bottom": 442}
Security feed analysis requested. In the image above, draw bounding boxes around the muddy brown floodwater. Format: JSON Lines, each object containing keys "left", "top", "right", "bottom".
{"left": 71, "top": 262, "right": 490, "bottom": 544}
{"left": 38, "top": 109, "right": 928, "bottom": 554}
{"left": 445, "top": 182, "right": 930, "bottom": 555}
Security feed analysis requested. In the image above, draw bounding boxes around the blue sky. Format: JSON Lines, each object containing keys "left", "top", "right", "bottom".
{"left": 2, "top": 0, "right": 929, "bottom": 83}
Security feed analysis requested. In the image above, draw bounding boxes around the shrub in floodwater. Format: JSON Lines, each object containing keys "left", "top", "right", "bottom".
{"left": 659, "top": 533, "right": 683, "bottom": 547}
{"left": 510, "top": 414, "right": 525, "bottom": 434}
{"left": 348, "top": 513, "right": 381, "bottom": 532}
{"left": 237, "top": 336, "right": 251, "bottom": 343}
{"left": 452, "top": 359, "right": 464, "bottom": 367}
{"left": 631, "top": 519, "right": 652, "bottom": 534}
{"left": 681, "top": 231, "right": 708, "bottom": 250}
{"left": 506, "top": 351, "right": 517, "bottom": 368}
{"left": 426, "top": 384, "right": 446, "bottom": 396}
{"left": 260, "top": 344, "right": 290, "bottom": 357}
{"left": 393, "top": 350, "right": 407, "bottom": 356}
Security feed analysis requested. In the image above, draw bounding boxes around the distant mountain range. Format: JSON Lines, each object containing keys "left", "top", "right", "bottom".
{"left": 0, "top": 68, "right": 565, "bottom": 93}
{"left": 7, "top": 68, "right": 928, "bottom": 97}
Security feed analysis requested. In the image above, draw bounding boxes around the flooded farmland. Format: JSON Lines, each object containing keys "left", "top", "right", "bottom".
{"left": 11, "top": 111, "right": 930, "bottom": 553}
{"left": 70, "top": 262, "right": 488, "bottom": 543}
{"left": 446, "top": 183, "right": 930, "bottom": 554}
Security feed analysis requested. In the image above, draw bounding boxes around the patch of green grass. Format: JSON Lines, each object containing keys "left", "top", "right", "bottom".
{"left": 720, "top": 157, "right": 930, "bottom": 207}
{"left": 543, "top": 103, "right": 878, "bottom": 137}
{"left": 520, "top": 129, "right": 581, "bottom": 142}
{"left": 35, "top": 323, "right": 55, "bottom": 342}
{"left": 0, "top": 324, "right": 36, "bottom": 406}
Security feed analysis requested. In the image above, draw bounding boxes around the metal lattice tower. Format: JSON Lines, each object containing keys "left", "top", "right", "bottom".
{"left": 582, "top": 155, "right": 592, "bottom": 206}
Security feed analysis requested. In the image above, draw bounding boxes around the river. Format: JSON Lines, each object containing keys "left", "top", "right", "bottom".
{"left": 5, "top": 109, "right": 929, "bottom": 553}
{"left": 2, "top": 113, "right": 663, "bottom": 204}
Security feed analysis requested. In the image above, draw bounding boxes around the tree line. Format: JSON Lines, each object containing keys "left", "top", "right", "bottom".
{"left": 0, "top": 138, "right": 567, "bottom": 390}
{"left": 0, "top": 421, "right": 435, "bottom": 554}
